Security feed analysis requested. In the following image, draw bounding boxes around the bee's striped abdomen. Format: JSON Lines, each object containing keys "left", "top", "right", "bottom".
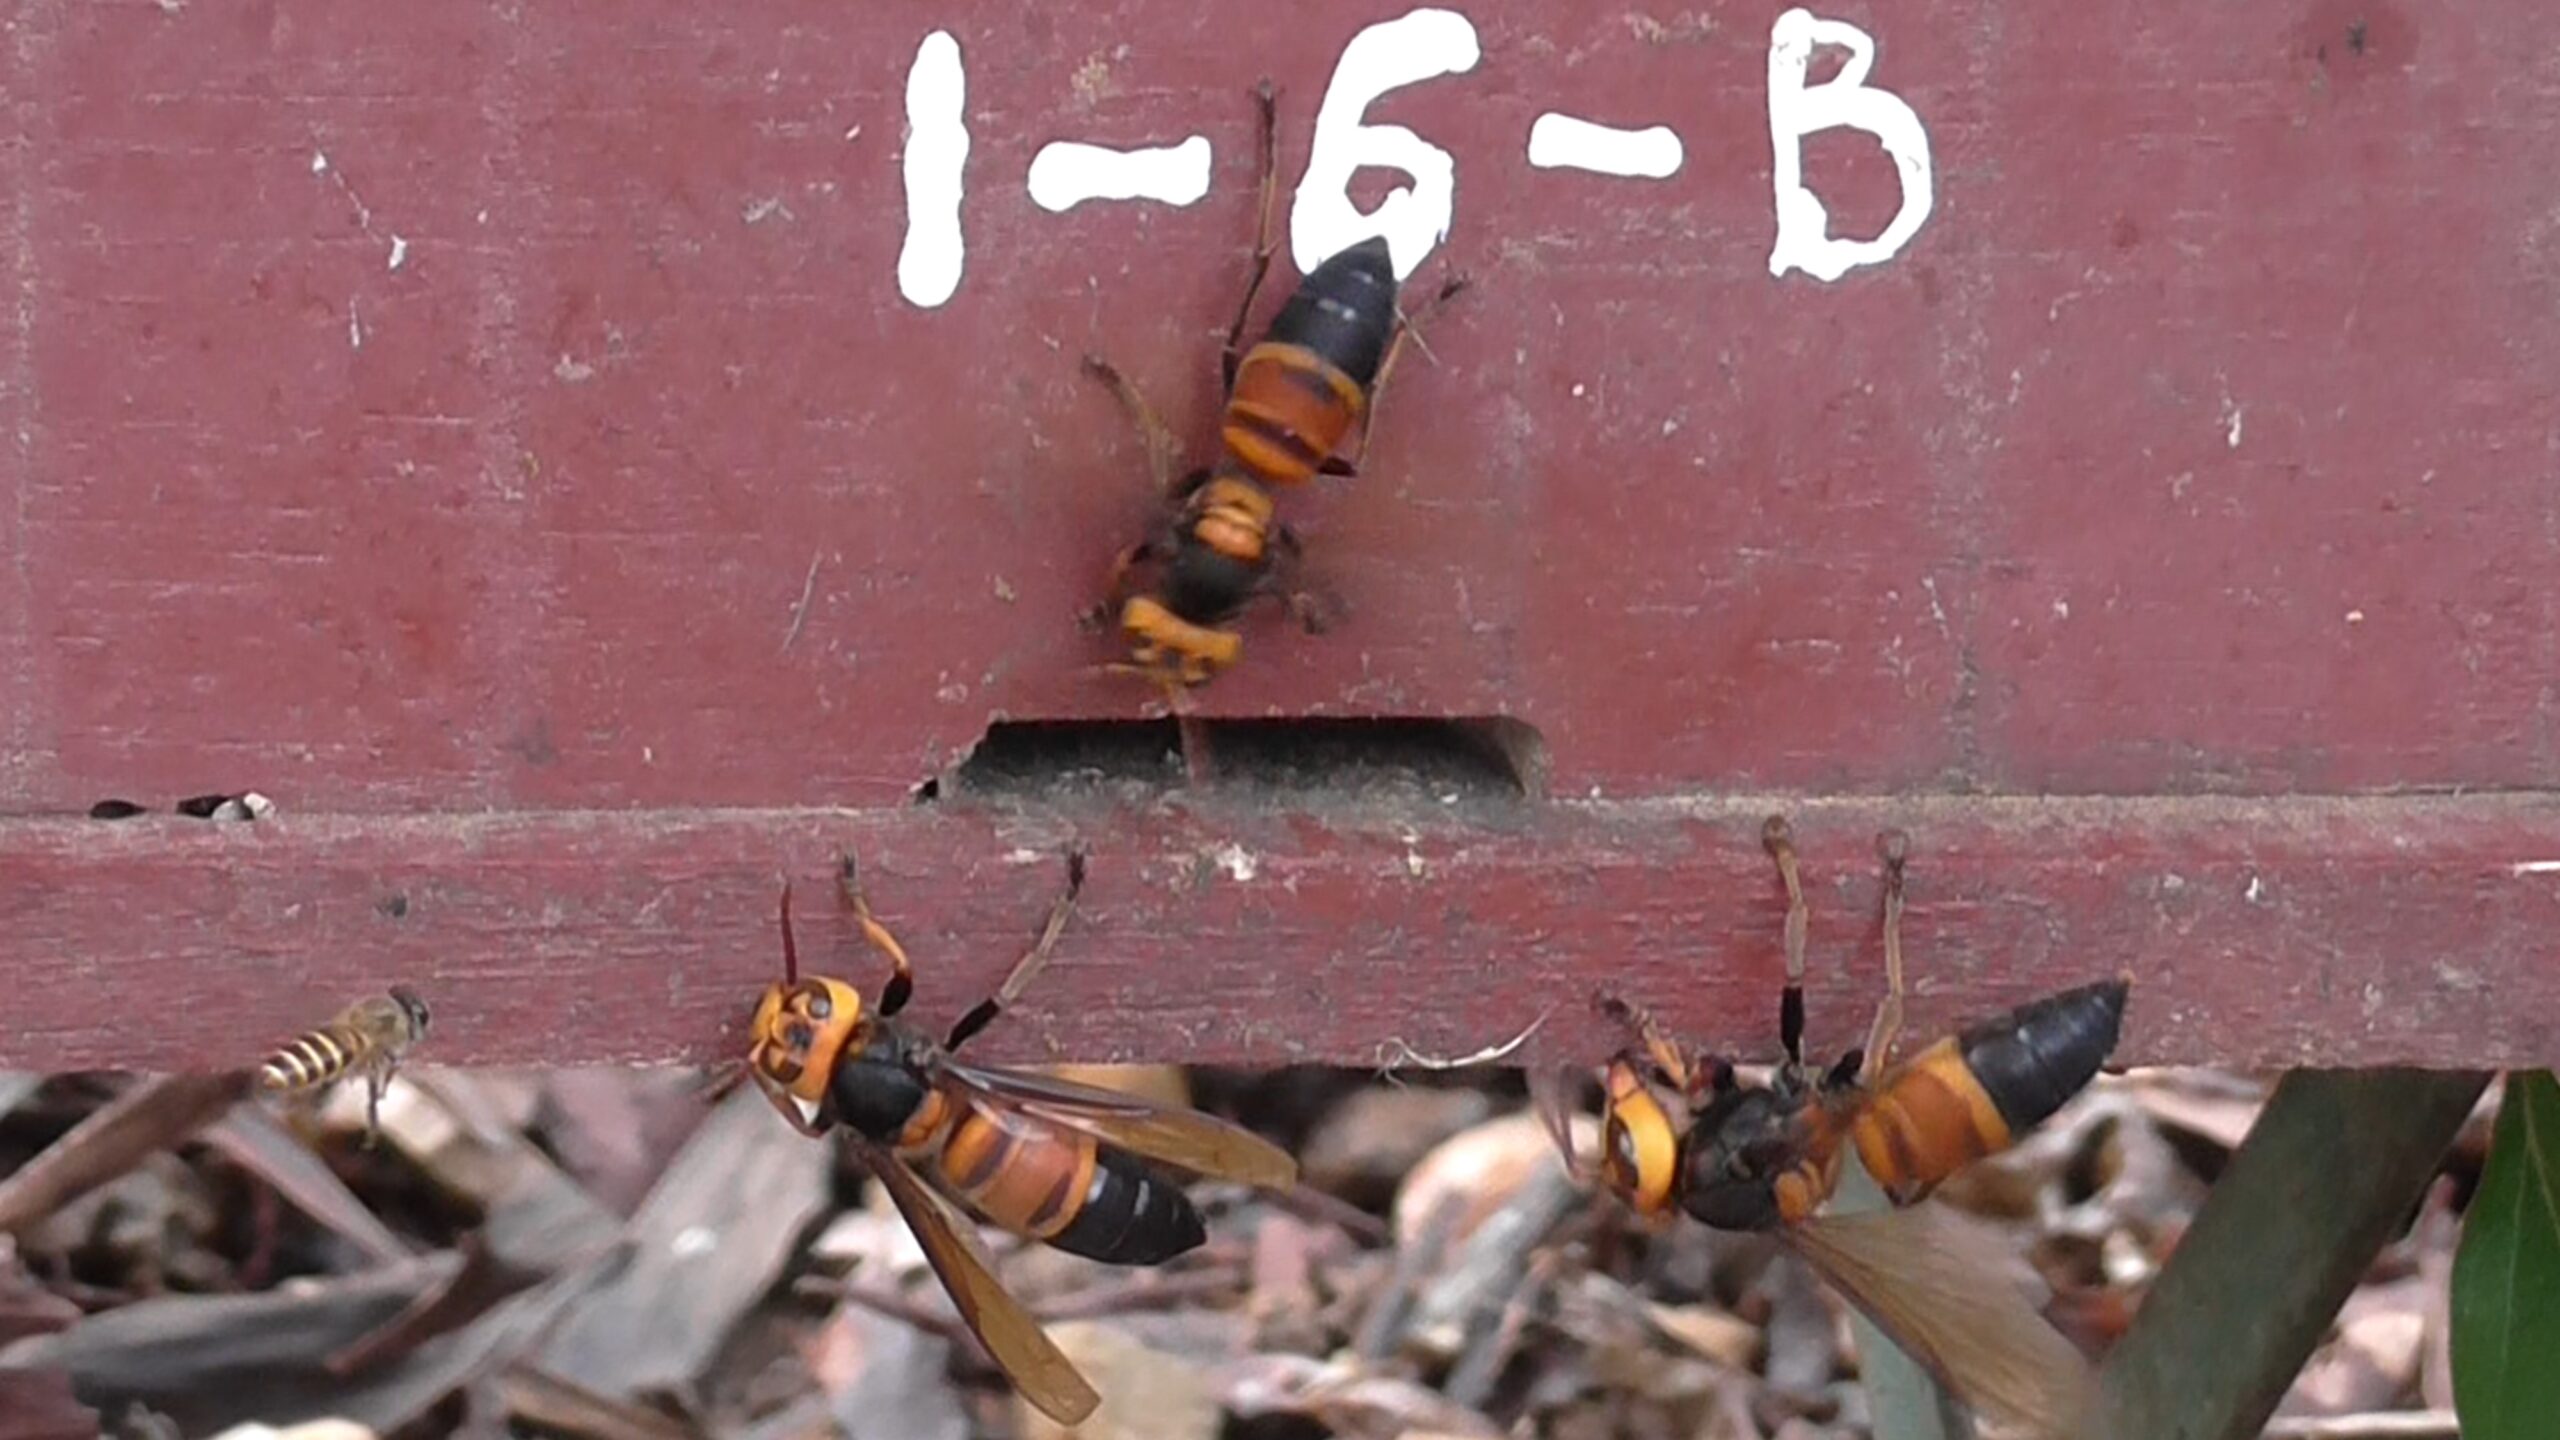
{"left": 259, "top": 1026, "right": 359, "bottom": 1092}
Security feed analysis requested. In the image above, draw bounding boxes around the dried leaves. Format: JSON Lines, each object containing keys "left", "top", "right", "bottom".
{"left": 0, "top": 1060, "right": 2495, "bottom": 1438}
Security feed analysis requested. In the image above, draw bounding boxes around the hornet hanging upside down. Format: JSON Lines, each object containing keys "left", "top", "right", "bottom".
{"left": 1537, "top": 817, "right": 2132, "bottom": 1439}
{"left": 742, "top": 846, "right": 1298, "bottom": 1425}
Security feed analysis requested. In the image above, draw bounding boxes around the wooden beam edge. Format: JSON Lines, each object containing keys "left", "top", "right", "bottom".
{"left": 2, "top": 794, "right": 2556, "bottom": 1071}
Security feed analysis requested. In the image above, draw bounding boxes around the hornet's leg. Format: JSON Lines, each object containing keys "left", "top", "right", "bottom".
{"left": 1323, "top": 270, "right": 1472, "bottom": 479}
{"left": 1086, "top": 537, "right": 1156, "bottom": 631}
{"left": 1260, "top": 524, "right": 1336, "bottom": 635}
{"left": 1858, "top": 830, "right": 1911, "bottom": 1086}
{"left": 837, "top": 851, "right": 919, "bottom": 1018}
{"left": 1762, "top": 815, "right": 1811, "bottom": 1082}
{"left": 1595, "top": 993, "right": 1695, "bottom": 1096}
{"left": 946, "top": 846, "right": 1090, "bottom": 1051}
{"left": 1220, "top": 79, "right": 1282, "bottom": 394}
{"left": 1081, "top": 355, "right": 1183, "bottom": 499}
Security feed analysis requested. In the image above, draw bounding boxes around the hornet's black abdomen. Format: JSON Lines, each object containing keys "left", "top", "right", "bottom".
{"left": 1956, "top": 977, "right": 2130, "bottom": 1135}
{"left": 1047, "top": 1147, "right": 1207, "bottom": 1265}
{"left": 1264, "top": 236, "right": 1399, "bottom": 389}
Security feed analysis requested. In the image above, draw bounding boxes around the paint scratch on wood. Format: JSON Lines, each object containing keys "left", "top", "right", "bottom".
{"left": 781, "top": 551, "right": 824, "bottom": 653}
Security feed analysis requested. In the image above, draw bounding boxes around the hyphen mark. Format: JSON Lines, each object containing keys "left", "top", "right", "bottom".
{"left": 1028, "top": 136, "right": 1213, "bottom": 212}
{"left": 1527, "top": 114, "right": 1684, "bottom": 178}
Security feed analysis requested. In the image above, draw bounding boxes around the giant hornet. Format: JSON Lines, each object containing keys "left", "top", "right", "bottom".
{"left": 1084, "top": 80, "right": 1467, "bottom": 698}
{"left": 257, "top": 986, "right": 433, "bottom": 1146}
{"left": 743, "top": 847, "right": 1298, "bottom": 1425}
{"left": 1538, "top": 817, "right": 2131, "bottom": 1438}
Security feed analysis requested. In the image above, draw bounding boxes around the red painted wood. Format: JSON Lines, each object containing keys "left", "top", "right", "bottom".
{"left": 3, "top": 0, "right": 2553, "bottom": 810}
{"left": 2, "top": 2, "right": 2554, "bottom": 1068}
{"left": 3, "top": 798, "right": 2557, "bottom": 1072}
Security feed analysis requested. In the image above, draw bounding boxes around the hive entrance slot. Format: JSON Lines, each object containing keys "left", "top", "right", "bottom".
{"left": 918, "top": 716, "right": 1546, "bottom": 805}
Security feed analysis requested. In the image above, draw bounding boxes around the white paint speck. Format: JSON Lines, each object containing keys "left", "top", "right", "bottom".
{"left": 2051, "top": 598, "right": 2070, "bottom": 620}
{"left": 1526, "top": 113, "right": 1684, "bottom": 178}
{"left": 2345, "top": 609, "right": 2365, "bottom": 624}
{"left": 387, "top": 235, "right": 408, "bottom": 270}
{"left": 743, "top": 196, "right": 791, "bottom": 225}
{"left": 2509, "top": 860, "right": 2560, "bottom": 875}
{"left": 1214, "top": 843, "right": 1258, "bottom": 883}
{"left": 1289, "top": 8, "right": 1482, "bottom": 279}
{"left": 642, "top": 746, "right": 654, "bottom": 763}
{"left": 1767, "top": 7, "right": 1934, "bottom": 281}
{"left": 1570, "top": 382, "right": 1586, "bottom": 398}
{"left": 897, "top": 30, "right": 970, "bottom": 308}
{"left": 1661, "top": 418, "right": 1679, "bottom": 436}
{"left": 1004, "top": 848, "right": 1042, "bottom": 865}
{"left": 671, "top": 1225, "right": 717, "bottom": 1259}
{"left": 310, "top": 151, "right": 329, "bottom": 175}
{"left": 2244, "top": 874, "right": 2268, "bottom": 904}
{"left": 846, "top": 124, "right": 863, "bottom": 142}
{"left": 2161, "top": 872, "right": 2187, "bottom": 892}
{"left": 347, "top": 301, "right": 362, "bottom": 350}
{"left": 2221, "top": 396, "right": 2245, "bottom": 448}
{"left": 1028, "top": 135, "right": 1212, "bottom": 212}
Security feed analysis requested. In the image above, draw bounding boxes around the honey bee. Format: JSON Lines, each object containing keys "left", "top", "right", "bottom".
{"left": 257, "top": 987, "right": 432, "bottom": 1145}
{"left": 1539, "top": 818, "right": 2130, "bottom": 1438}
{"left": 744, "top": 846, "right": 1298, "bottom": 1424}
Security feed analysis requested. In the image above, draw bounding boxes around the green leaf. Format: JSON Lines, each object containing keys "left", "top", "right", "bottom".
{"left": 2452, "top": 1069, "right": 2560, "bottom": 1438}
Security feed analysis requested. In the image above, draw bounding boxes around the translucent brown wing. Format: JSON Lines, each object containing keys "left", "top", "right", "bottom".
{"left": 1525, "top": 1063, "right": 1595, "bottom": 1182}
{"left": 336, "top": 995, "right": 416, "bottom": 1049}
{"left": 1787, "top": 1205, "right": 2095, "bottom": 1440}
{"left": 854, "top": 1138, "right": 1100, "bottom": 1425}
{"left": 934, "top": 1060, "right": 1297, "bottom": 1188}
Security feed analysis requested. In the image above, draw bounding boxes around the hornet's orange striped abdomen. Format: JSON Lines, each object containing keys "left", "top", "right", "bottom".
{"left": 1854, "top": 978, "right": 2130, "bottom": 1205}
{"left": 894, "top": 1087, "right": 1205, "bottom": 1266}
{"left": 922, "top": 1098, "right": 1102, "bottom": 1244}
{"left": 1849, "top": 1038, "right": 2017, "bottom": 1205}
{"left": 1215, "top": 236, "right": 1397, "bottom": 488}
{"left": 1220, "top": 344, "right": 1370, "bottom": 488}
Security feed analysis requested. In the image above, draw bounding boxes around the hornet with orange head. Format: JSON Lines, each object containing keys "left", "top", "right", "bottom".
{"left": 1538, "top": 816, "right": 2131, "bottom": 1439}
{"left": 744, "top": 845, "right": 1298, "bottom": 1426}
{"left": 1084, "top": 79, "right": 1466, "bottom": 696}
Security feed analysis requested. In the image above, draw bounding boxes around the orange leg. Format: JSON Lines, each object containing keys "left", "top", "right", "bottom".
{"left": 837, "top": 851, "right": 918, "bottom": 1018}
{"left": 1596, "top": 993, "right": 1696, "bottom": 1095}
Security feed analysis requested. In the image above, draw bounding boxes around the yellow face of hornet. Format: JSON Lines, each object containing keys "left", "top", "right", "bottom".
{"left": 747, "top": 976, "right": 869, "bottom": 1112}
{"left": 1598, "top": 1059, "right": 1684, "bottom": 1218}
